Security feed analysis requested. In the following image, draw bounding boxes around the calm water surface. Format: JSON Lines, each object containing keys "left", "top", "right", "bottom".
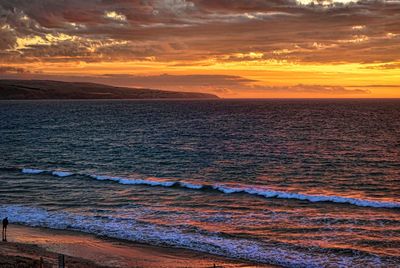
{"left": 0, "top": 99, "right": 399, "bottom": 267}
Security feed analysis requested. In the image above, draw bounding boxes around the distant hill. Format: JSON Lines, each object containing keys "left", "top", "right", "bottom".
{"left": 0, "top": 80, "right": 219, "bottom": 100}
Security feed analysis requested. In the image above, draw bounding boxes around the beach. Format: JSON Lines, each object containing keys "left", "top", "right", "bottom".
{"left": 0, "top": 224, "right": 272, "bottom": 268}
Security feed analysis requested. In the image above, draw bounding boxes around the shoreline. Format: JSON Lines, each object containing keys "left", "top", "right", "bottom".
{"left": 0, "top": 224, "right": 276, "bottom": 268}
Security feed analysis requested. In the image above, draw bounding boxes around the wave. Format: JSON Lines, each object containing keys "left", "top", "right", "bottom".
{"left": 1, "top": 204, "right": 394, "bottom": 267}
{"left": 21, "top": 168, "right": 45, "bottom": 174}
{"left": 52, "top": 171, "right": 74, "bottom": 177}
{"left": 18, "top": 167, "right": 400, "bottom": 209}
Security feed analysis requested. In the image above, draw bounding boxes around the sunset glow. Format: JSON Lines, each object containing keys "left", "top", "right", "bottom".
{"left": 1, "top": 0, "right": 399, "bottom": 98}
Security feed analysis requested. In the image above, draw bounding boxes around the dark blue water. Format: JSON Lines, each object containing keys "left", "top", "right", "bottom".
{"left": 1, "top": 99, "right": 399, "bottom": 267}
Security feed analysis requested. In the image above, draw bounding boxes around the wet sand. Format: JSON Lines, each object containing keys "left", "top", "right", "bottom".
{"left": 0, "top": 224, "right": 275, "bottom": 267}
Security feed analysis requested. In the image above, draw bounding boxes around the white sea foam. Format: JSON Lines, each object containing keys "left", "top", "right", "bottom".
{"left": 90, "top": 175, "right": 176, "bottom": 187}
{"left": 52, "top": 171, "right": 74, "bottom": 177}
{"left": 0, "top": 204, "right": 392, "bottom": 268}
{"left": 241, "top": 188, "right": 400, "bottom": 208}
{"left": 90, "top": 175, "right": 121, "bottom": 182}
{"left": 180, "top": 182, "right": 203, "bottom": 189}
{"left": 119, "top": 178, "right": 176, "bottom": 187}
{"left": 87, "top": 175, "right": 400, "bottom": 208}
{"left": 21, "top": 168, "right": 45, "bottom": 174}
{"left": 19, "top": 167, "right": 400, "bottom": 209}
{"left": 212, "top": 185, "right": 242, "bottom": 194}
{"left": 212, "top": 186, "right": 400, "bottom": 208}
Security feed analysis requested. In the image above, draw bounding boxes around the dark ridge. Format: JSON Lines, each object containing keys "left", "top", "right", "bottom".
{"left": 0, "top": 79, "right": 219, "bottom": 100}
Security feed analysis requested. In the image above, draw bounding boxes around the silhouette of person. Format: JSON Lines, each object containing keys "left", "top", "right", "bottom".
{"left": 2, "top": 217, "right": 8, "bottom": 241}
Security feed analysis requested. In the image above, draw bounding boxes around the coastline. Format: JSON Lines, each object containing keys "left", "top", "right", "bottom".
{"left": 0, "top": 224, "right": 276, "bottom": 268}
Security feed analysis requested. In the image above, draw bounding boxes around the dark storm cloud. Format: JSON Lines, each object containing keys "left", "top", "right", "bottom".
{"left": 0, "top": 0, "right": 399, "bottom": 64}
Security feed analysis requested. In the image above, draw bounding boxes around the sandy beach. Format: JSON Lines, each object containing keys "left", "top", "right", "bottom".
{"left": 0, "top": 224, "right": 274, "bottom": 268}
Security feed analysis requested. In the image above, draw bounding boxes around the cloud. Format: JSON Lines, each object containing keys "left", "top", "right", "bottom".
{"left": 0, "top": 71, "right": 371, "bottom": 96}
{"left": 0, "top": 0, "right": 398, "bottom": 64}
{"left": 100, "top": 73, "right": 256, "bottom": 88}
{"left": 100, "top": 74, "right": 370, "bottom": 95}
{"left": 364, "top": 62, "right": 400, "bottom": 70}
{"left": 0, "top": 65, "right": 30, "bottom": 74}
{"left": 347, "top": 84, "right": 400, "bottom": 88}
{"left": 249, "top": 84, "right": 371, "bottom": 94}
{"left": 104, "top": 11, "right": 127, "bottom": 22}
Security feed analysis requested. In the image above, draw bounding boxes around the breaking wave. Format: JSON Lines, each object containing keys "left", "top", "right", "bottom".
{"left": 19, "top": 168, "right": 400, "bottom": 209}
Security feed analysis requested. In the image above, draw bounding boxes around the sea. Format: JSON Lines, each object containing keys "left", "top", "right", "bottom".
{"left": 0, "top": 99, "right": 399, "bottom": 267}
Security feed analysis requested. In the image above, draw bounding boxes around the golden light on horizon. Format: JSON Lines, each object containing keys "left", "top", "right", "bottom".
{"left": 0, "top": 0, "right": 399, "bottom": 98}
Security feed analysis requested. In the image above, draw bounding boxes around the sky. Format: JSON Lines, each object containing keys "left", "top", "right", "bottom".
{"left": 0, "top": 0, "right": 399, "bottom": 98}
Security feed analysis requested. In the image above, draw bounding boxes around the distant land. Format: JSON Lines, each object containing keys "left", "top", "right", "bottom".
{"left": 0, "top": 80, "right": 219, "bottom": 100}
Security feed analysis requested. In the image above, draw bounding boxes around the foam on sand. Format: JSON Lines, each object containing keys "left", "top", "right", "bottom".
{"left": 1, "top": 204, "right": 395, "bottom": 268}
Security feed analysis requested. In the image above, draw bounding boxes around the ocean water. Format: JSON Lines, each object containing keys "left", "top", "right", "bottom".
{"left": 0, "top": 99, "right": 399, "bottom": 267}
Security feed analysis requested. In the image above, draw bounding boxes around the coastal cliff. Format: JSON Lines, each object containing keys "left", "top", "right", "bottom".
{"left": 0, "top": 80, "right": 219, "bottom": 100}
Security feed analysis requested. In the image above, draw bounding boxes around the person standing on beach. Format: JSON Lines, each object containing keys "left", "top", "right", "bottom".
{"left": 2, "top": 217, "right": 8, "bottom": 241}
